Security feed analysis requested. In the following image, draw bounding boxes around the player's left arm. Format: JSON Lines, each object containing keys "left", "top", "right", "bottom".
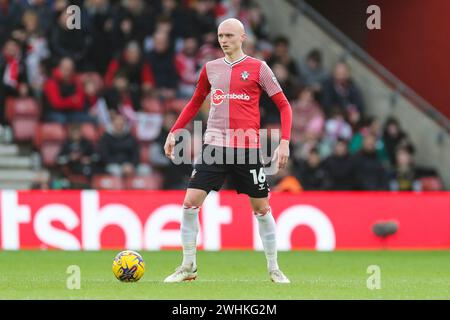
{"left": 259, "top": 62, "right": 293, "bottom": 169}
{"left": 270, "top": 91, "right": 292, "bottom": 169}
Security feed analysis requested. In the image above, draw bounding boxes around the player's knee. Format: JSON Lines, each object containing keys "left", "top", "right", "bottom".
{"left": 253, "top": 205, "right": 270, "bottom": 216}
{"left": 183, "top": 199, "right": 202, "bottom": 208}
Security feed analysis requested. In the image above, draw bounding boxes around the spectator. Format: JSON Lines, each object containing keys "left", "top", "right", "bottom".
{"left": 382, "top": 117, "right": 410, "bottom": 166}
{"left": 175, "top": 37, "right": 199, "bottom": 98}
{"left": 216, "top": 0, "right": 247, "bottom": 22}
{"left": 98, "top": 113, "right": 149, "bottom": 177}
{"left": 321, "top": 108, "right": 352, "bottom": 157}
{"left": 323, "top": 138, "right": 354, "bottom": 190}
{"left": 0, "top": 38, "right": 28, "bottom": 97}
{"left": 146, "top": 31, "right": 178, "bottom": 99}
{"left": 349, "top": 116, "right": 388, "bottom": 164}
{"left": 111, "top": 0, "right": 153, "bottom": 53}
{"left": 290, "top": 86, "right": 324, "bottom": 145}
{"left": 271, "top": 160, "right": 302, "bottom": 193}
{"left": 0, "top": 0, "right": 12, "bottom": 47}
{"left": 144, "top": 15, "right": 177, "bottom": 52}
{"left": 84, "top": 0, "right": 115, "bottom": 73}
{"left": 267, "top": 36, "right": 300, "bottom": 79}
{"left": 272, "top": 62, "right": 300, "bottom": 100}
{"left": 321, "top": 61, "right": 364, "bottom": 117}
{"left": 49, "top": 9, "right": 92, "bottom": 69}
{"left": 299, "top": 49, "right": 328, "bottom": 93}
{"left": 246, "top": 3, "right": 270, "bottom": 43}
{"left": 295, "top": 148, "right": 330, "bottom": 190}
{"left": 57, "top": 123, "right": 96, "bottom": 178}
{"left": 260, "top": 62, "right": 299, "bottom": 126}
{"left": 196, "top": 31, "right": 223, "bottom": 67}
{"left": 352, "top": 134, "right": 388, "bottom": 190}
{"left": 19, "top": 10, "right": 50, "bottom": 96}
{"left": 184, "top": 0, "right": 216, "bottom": 41}
{"left": 346, "top": 103, "right": 363, "bottom": 133}
{"left": 242, "top": 35, "right": 257, "bottom": 57}
{"left": 43, "top": 57, "right": 92, "bottom": 124}
{"left": 389, "top": 146, "right": 421, "bottom": 191}
{"left": 105, "top": 41, "right": 154, "bottom": 103}
{"left": 0, "top": 38, "right": 29, "bottom": 126}
{"left": 0, "top": 0, "right": 438, "bottom": 192}
{"left": 150, "top": 111, "right": 193, "bottom": 189}
{"left": 157, "top": 0, "right": 185, "bottom": 39}
{"left": 83, "top": 75, "right": 112, "bottom": 129}
{"left": 9, "top": 0, "right": 53, "bottom": 36}
{"left": 102, "top": 72, "right": 137, "bottom": 123}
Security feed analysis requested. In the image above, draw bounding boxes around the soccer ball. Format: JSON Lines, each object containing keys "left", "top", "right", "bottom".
{"left": 112, "top": 250, "right": 145, "bottom": 282}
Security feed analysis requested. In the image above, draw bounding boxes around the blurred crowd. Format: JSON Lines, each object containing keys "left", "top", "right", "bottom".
{"left": 0, "top": 0, "right": 443, "bottom": 191}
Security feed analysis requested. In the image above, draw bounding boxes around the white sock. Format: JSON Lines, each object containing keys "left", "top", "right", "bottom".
{"left": 255, "top": 208, "right": 279, "bottom": 272}
{"left": 181, "top": 206, "right": 200, "bottom": 269}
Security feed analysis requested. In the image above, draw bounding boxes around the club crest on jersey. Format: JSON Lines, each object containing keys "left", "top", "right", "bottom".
{"left": 241, "top": 71, "right": 250, "bottom": 80}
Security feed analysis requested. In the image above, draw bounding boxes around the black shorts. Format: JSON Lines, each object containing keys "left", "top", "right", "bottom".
{"left": 187, "top": 144, "right": 270, "bottom": 198}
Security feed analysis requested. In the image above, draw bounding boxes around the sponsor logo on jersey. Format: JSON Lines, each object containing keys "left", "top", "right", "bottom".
{"left": 211, "top": 88, "right": 251, "bottom": 105}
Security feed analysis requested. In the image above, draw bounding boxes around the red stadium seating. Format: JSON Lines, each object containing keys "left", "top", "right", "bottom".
{"left": 12, "top": 118, "right": 39, "bottom": 142}
{"left": 34, "top": 123, "right": 66, "bottom": 148}
{"left": 5, "top": 97, "right": 40, "bottom": 121}
{"left": 6, "top": 98, "right": 41, "bottom": 142}
{"left": 420, "top": 177, "right": 444, "bottom": 191}
{"left": 40, "top": 143, "right": 63, "bottom": 167}
{"left": 4, "top": 98, "right": 15, "bottom": 122}
{"left": 80, "top": 122, "right": 100, "bottom": 145}
{"left": 124, "top": 173, "right": 163, "bottom": 190}
{"left": 34, "top": 123, "right": 67, "bottom": 167}
{"left": 92, "top": 175, "right": 123, "bottom": 190}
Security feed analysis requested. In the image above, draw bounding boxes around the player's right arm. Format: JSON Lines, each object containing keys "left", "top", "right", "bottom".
{"left": 164, "top": 66, "right": 211, "bottom": 160}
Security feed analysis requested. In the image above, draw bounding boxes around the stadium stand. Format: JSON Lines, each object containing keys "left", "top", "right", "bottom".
{"left": 0, "top": 0, "right": 446, "bottom": 190}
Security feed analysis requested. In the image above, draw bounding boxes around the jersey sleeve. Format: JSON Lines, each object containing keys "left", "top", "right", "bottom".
{"left": 259, "top": 61, "right": 282, "bottom": 97}
{"left": 271, "top": 92, "right": 292, "bottom": 141}
{"left": 170, "top": 65, "right": 211, "bottom": 133}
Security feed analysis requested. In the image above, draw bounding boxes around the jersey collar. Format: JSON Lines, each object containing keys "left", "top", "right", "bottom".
{"left": 223, "top": 55, "right": 248, "bottom": 67}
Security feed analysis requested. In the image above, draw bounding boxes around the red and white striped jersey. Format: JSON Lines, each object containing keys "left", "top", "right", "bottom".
{"left": 171, "top": 55, "right": 292, "bottom": 149}
{"left": 203, "top": 55, "right": 282, "bottom": 148}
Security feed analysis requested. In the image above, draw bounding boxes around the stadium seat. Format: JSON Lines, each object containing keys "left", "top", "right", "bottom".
{"left": 4, "top": 97, "right": 15, "bottom": 122}
{"left": 34, "top": 123, "right": 67, "bottom": 167}
{"left": 5, "top": 98, "right": 41, "bottom": 142}
{"left": 92, "top": 175, "right": 123, "bottom": 190}
{"left": 420, "top": 177, "right": 443, "bottom": 191}
{"left": 124, "top": 173, "right": 163, "bottom": 190}
{"left": 80, "top": 122, "right": 100, "bottom": 145}
{"left": 34, "top": 123, "right": 67, "bottom": 148}
{"left": 12, "top": 118, "right": 39, "bottom": 142}
{"left": 40, "top": 143, "right": 63, "bottom": 167}
{"left": 6, "top": 97, "right": 40, "bottom": 122}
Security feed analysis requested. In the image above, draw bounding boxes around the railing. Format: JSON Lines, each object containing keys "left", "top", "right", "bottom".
{"left": 287, "top": 0, "right": 450, "bottom": 134}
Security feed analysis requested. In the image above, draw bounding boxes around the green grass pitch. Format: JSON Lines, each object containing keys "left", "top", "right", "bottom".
{"left": 0, "top": 250, "right": 449, "bottom": 299}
